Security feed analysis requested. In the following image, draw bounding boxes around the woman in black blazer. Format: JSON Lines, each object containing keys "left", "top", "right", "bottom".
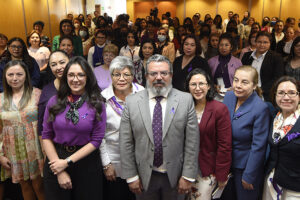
{"left": 172, "top": 34, "right": 212, "bottom": 91}
{"left": 263, "top": 76, "right": 300, "bottom": 199}
{"left": 241, "top": 31, "right": 284, "bottom": 101}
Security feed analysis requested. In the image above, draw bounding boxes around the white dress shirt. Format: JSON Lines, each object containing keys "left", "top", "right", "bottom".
{"left": 127, "top": 87, "right": 195, "bottom": 183}
{"left": 100, "top": 83, "right": 144, "bottom": 177}
{"left": 250, "top": 50, "right": 268, "bottom": 87}
{"left": 119, "top": 45, "right": 140, "bottom": 62}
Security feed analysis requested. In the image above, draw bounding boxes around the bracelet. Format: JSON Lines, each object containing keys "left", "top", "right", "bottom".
{"left": 103, "top": 163, "right": 112, "bottom": 170}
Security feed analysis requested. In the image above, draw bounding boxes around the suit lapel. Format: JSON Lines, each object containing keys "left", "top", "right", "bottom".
{"left": 200, "top": 101, "right": 213, "bottom": 129}
{"left": 137, "top": 91, "right": 154, "bottom": 144}
{"left": 232, "top": 92, "right": 256, "bottom": 120}
{"left": 163, "top": 89, "right": 179, "bottom": 139}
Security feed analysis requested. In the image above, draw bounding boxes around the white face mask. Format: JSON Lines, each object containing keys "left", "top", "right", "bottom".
{"left": 74, "top": 23, "right": 80, "bottom": 28}
{"left": 158, "top": 35, "right": 166, "bottom": 42}
{"left": 162, "top": 24, "right": 169, "bottom": 29}
{"left": 79, "top": 31, "right": 87, "bottom": 38}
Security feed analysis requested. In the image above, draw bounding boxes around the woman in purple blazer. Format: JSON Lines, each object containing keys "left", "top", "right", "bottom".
{"left": 208, "top": 33, "right": 242, "bottom": 97}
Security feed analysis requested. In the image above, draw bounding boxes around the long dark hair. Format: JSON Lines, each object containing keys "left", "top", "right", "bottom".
{"left": 59, "top": 19, "right": 75, "bottom": 36}
{"left": 288, "top": 36, "right": 300, "bottom": 61}
{"left": 2, "top": 60, "right": 32, "bottom": 111}
{"left": 185, "top": 68, "right": 216, "bottom": 101}
{"left": 180, "top": 34, "right": 202, "bottom": 56}
{"left": 6, "top": 37, "right": 35, "bottom": 73}
{"left": 49, "top": 56, "right": 105, "bottom": 121}
{"left": 139, "top": 38, "right": 157, "bottom": 60}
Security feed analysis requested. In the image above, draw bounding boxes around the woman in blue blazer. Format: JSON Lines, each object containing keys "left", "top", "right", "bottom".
{"left": 222, "top": 65, "right": 270, "bottom": 200}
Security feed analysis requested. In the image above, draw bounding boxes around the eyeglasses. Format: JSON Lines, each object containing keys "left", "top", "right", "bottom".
{"left": 276, "top": 90, "right": 299, "bottom": 98}
{"left": 112, "top": 73, "right": 132, "bottom": 80}
{"left": 67, "top": 73, "right": 86, "bottom": 80}
{"left": 189, "top": 82, "right": 208, "bottom": 89}
{"left": 147, "top": 71, "right": 171, "bottom": 78}
{"left": 9, "top": 45, "right": 22, "bottom": 50}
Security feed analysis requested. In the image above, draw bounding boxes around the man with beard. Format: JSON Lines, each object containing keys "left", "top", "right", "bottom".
{"left": 120, "top": 54, "right": 199, "bottom": 200}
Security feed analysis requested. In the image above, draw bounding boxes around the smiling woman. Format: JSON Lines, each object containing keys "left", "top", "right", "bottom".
{"left": 42, "top": 56, "right": 106, "bottom": 200}
{"left": 27, "top": 30, "right": 50, "bottom": 71}
{"left": 0, "top": 60, "right": 44, "bottom": 200}
{"left": 263, "top": 76, "right": 300, "bottom": 199}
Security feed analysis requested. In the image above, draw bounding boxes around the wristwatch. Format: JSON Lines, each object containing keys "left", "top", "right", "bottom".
{"left": 66, "top": 157, "right": 74, "bottom": 167}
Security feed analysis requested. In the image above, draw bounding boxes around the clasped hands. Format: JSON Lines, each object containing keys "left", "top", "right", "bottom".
{"left": 49, "top": 159, "right": 68, "bottom": 175}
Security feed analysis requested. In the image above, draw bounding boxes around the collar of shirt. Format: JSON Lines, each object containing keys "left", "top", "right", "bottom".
{"left": 96, "top": 43, "right": 106, "bottom": 48}
{"left": 125, "top": 45, "right": 139, "bottom": 51}
{"left": 101, "top": 83, "right": 144, "bottom": 101}
{"left": 251, "top": 50, "right": 268, "bottom": 60}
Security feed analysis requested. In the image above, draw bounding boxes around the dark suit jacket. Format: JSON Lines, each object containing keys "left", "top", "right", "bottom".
{"left": 198, "top": 100, "right": 232, "bottom": 182}
{"left": 172, "top": 55, "right": 212, "bottom": 91}
{"left": 223, "top": 91, "right": 270, "bottom": 184}
{"left": 266, "top": 116, "right": 300, "bottom": 192}
{"left": 241, "top": 50, "right": 284, "bottom": 101}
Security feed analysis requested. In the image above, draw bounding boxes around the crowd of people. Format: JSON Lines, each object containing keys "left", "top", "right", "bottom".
{"left": 0, "top": 8, "right": 300, "bottom": 200}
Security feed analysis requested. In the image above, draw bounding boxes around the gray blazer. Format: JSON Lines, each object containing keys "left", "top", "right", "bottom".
{"left": 120, "top": 88, "right": 199, "bottom": 190}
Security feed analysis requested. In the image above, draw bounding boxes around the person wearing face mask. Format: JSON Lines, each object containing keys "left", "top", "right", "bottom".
{"left": 27, "top": 30, "right": 50, "bottom": 71}
{"left": 156, "top": 27, "right": 175, "bottom": 63}
{"left": 73, "top": 18, "right": 82, "bottom": 36}
{"left": 52, "top": 19, "right": 83, "bottom": 56}
{"left": 162, "top": 19, "right": 174, "bottom": 41}
{"left": 78, "top": 27, "right": 92, "bottom": 59}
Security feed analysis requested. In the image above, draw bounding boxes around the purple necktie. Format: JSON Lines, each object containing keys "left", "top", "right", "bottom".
{"left": 153, "top": 96, "right": 163, "bottom": 167}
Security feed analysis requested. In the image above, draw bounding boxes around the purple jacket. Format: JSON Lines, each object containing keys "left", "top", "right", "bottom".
{"left": 208, "top": 55, "right": 242, "bottom": 85}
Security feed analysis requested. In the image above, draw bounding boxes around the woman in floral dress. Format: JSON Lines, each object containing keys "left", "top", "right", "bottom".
{"left": 0, "top": 60, "right": 44, "bottom": 200}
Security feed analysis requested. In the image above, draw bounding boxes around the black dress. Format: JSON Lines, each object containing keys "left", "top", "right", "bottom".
{"left": 172, "top": 55, "right": 212, "bottom": 91}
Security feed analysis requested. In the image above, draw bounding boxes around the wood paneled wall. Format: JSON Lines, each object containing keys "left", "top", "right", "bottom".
{"left": 0, "top": 0, "right": 85, "bottom": 43}
{"left": 127, "top": 0, "right": 300, "bottom": 25}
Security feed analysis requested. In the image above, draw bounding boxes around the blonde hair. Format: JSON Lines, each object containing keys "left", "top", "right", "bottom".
{"left": 103, "top": 44, "right": 118, "bottom": 56}
{"left": 235, "top": 65, "right": 263, "bottom": 97}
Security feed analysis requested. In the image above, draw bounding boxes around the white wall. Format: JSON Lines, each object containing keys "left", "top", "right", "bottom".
{"left": 95, "top": 0, "right": 127, "bottom": 20}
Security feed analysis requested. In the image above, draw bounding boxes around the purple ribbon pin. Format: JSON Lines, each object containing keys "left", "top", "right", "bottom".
{"left": 170, "top": 107, "right": 175, "bottom": 114}
{"left": 287, "top": 132, "right": 300, "bottom": 142}
{"left": 188, "top": 66, "right": 193, "bottom": 72}
{"left": 82, "top": 113, "right": 88, "bottom": 119}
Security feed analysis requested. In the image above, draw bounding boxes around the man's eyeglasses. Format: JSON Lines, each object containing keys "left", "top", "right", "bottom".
{"left": 147, "top": 71, "right": 171, "bottom": 78}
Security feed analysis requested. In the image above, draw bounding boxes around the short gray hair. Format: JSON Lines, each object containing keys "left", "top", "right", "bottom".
{"left": 145, "top": 54, "right": 173, "bottom": 74}
{"left": 109, "top": 56, "right": 134, "bottom": 75}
